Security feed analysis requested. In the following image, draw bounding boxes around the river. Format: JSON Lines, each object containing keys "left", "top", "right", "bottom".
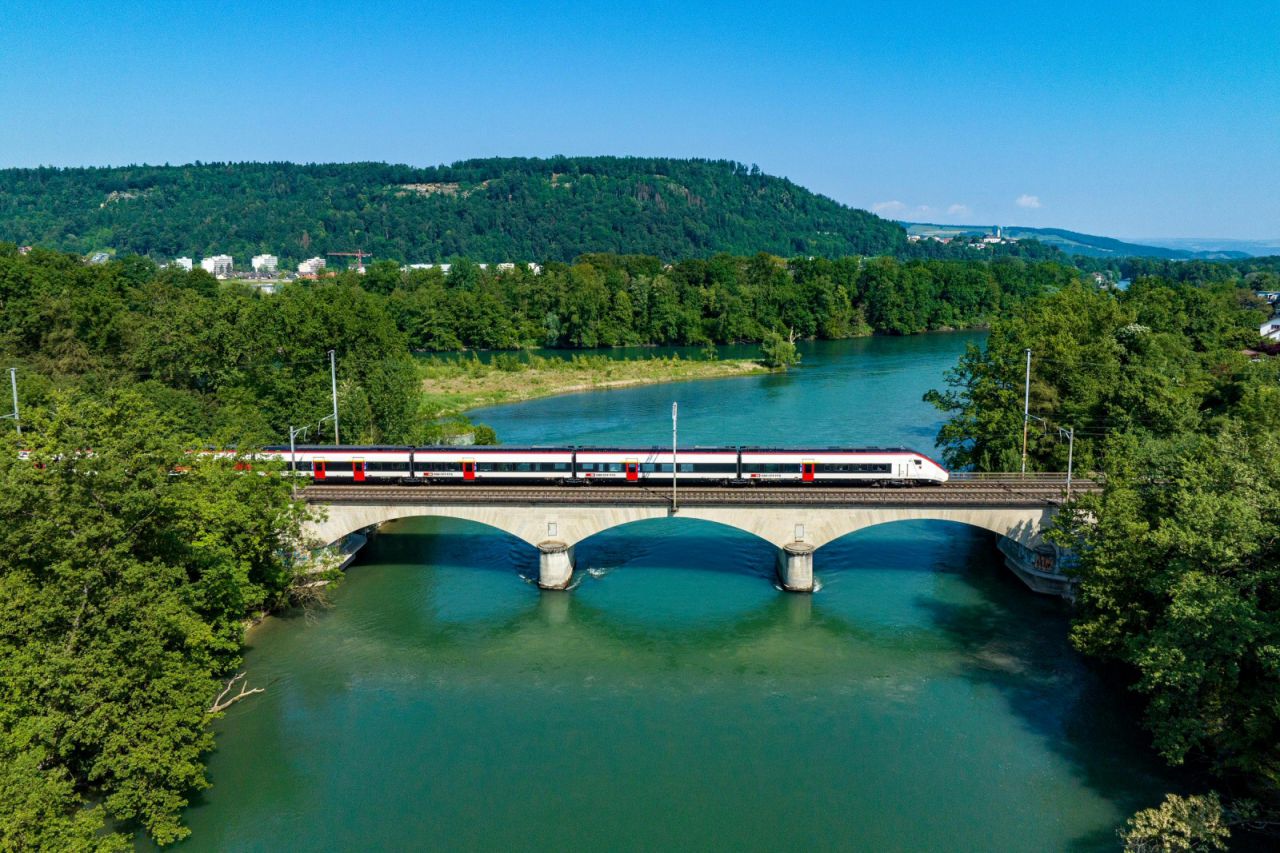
{"left": 169, "top": 334, "right": 1174, "bottom": 851}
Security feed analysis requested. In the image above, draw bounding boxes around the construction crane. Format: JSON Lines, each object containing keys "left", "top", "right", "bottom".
{"left": 326, "top": 250, "right": 372, "bottom": 274}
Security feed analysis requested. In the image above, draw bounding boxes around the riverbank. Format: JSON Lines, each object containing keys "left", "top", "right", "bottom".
{"left": 418, "top": 353, "right": 770, "bottom": 419}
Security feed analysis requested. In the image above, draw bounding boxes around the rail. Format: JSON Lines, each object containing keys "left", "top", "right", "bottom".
{"left": 948, "top": 471, "right": 1099, "bottom": 483}
{"left": 301, "top": 478, "right": 1099, "bottom": 508}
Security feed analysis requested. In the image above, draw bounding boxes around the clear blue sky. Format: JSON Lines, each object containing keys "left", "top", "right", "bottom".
{"left": 3, "top": 0, "right": 1277, "bottom": 238}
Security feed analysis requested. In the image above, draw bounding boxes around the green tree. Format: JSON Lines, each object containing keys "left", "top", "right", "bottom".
{"left": 1119, "top": 793, "right": 1231, "bottom": 852}
{"left": 1050, "top": 427, "right": 1280, "bottom": 791}
{"left": 0, "top": 388, "right": 310, "bottom": 844}
{"left": 759, "top": 330, "right": 800, "bottom": 370}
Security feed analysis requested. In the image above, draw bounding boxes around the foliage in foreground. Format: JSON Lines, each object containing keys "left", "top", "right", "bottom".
{"left": 1052, "top": 428, "right": 1280, "bottom": 793}
{"left": 0, "top": 389, "right": 311, "bottom": 845}
{"left": 1120, "top": 793, "right": 1231, "bottom": 852}
{"left": 928, "top": 269, "right": 1280, "bottom": 841}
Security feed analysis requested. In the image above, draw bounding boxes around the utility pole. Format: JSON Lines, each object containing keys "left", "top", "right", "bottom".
{"left": 1020, "top": 348, "right": 1031, "bottom": 475}
{"left": 6, "top": 368, "right": 19, "bottom": 436}
{"left": 329, "top": 349, "right": 340, "bottom": 446}
{"left": 288, "top": 425, "right": 309, "bottom": 474}
{"left": 1065, "top": 426, "right": 1075, "bottom": 499}
{"left": 672, "top": 402, "right": 678, "bottom": 513}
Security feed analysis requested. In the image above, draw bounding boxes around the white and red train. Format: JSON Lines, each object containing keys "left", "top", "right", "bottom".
{"left": 260, "top": 445, "right": 950, "bottom": 486}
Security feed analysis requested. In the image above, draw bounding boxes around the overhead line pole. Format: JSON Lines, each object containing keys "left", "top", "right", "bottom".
{"left": 329, "top": 350, "right": 340, "bottom": 446}
{"left": 1065, "top": 426, "right": 1074, "bottom": 499}
{"left": 672, "top": 402, "right": 678, "bottom": 513}
{"left": 6, "top": 368, "right": 19, "bottom": 436}
{"left": 1020, "top": 348, "right": 1031, "bottom": 475}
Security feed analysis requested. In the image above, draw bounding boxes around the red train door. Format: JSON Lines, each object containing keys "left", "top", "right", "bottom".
{"left": 314, "top": 459, "right": 327, "bottom": 481}
{"left": 802, "top": 460, "right": 815, "bottom": 482}
{"left": 353, "top": 458, "right": 365, "bottom": 483}
{"left": 626, "top": 459, "right": 638, "bottom": 482}
{"left": 462, "top": 459, "right": 476, "bottom": 481}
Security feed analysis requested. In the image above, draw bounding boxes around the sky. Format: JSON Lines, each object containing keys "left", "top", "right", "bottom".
{"left": 2, "top": 0, "right": 1278, "bottom": 239}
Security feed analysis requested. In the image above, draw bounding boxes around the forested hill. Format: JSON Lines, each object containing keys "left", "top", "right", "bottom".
{"left": 0, "top": 157, "right": 913, "bottom": 263}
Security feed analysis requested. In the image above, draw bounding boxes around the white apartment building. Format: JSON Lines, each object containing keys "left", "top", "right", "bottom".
{"left": 172, "top": 257, "right": 193, "bottom": 271}
{"left": 251, "top": 254, "right": 279, "bottom": 275}
{"left": 297, "top": 256, "right": 327, "bottom": 276}
{"left": 200, "top": 254, "right": 234, "bottom": 278}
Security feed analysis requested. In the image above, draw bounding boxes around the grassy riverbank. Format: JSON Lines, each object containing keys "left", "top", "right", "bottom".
{"left": 418, "top": 353, "right": 770, "bottom": 419}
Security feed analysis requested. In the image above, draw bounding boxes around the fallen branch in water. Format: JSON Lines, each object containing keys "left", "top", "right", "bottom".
{"left": 209, "top": 672, "right": 264, "bottom": 713}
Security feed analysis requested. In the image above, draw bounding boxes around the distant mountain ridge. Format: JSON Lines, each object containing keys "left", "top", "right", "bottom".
{"left": 0, "top": 157, "right": 910, "bottom": 263}
{"left": 905, "top": 222, "right": 1253, "bottom": 260}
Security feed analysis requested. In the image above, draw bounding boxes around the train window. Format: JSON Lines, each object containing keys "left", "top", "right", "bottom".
{"left": 743, "top": 463, "right": 786, "bottom": 474}
{"left": 579, "top": 463, "right": 595, "bottom": 471}
{"left": 679, "top": 463, "right": 694, "bottom": 472}
{"left": 417, "top": 461, "right": 462, "bottom": 472}
{"left": 607, "top": 463, "right": 623, "bottom": 472}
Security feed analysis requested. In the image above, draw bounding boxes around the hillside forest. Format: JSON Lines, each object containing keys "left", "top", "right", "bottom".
{"left": 0, "top": 157, "right": 1063, "bottom": 264}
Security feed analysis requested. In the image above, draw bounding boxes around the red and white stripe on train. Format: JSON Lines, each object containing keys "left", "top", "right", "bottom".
{"left": 259, "top": 446, "right": 950, "bottom": 486}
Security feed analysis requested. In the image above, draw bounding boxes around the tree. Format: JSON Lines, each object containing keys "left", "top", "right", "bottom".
{"left": 0, "top": 388, "right": 310, "bottom": 844}
{"left": 759, "top": 329, "right": 800, "bottom": 370}
{"left": 1120, "top": 793, "right": 1231, "bottom": 852}
{"left": 1050, "top": 425, "right": 1280, "bottom": 807}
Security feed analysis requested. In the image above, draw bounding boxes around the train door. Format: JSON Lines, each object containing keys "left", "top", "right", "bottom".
{"left": 462, "top": 459, "right": 476, "bottom": 481}
{"left": 625, "top": 459, "right": 639, "bottom": 482}
{"left": 802, "top": 460, "right": 815, "bottom": 482}
{"left": 897, "top": 461, "right": 907, "bottom": 479}
{"left": 352, "top": 458, "right": 366, "bottom": 483}
{"left": 314, "top": 458, "right": 327, "bottom": 481}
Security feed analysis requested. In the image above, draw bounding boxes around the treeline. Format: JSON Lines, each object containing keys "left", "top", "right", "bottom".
{"left": 0, "top": 246, "right": 1088, "bottom": 439}
{"left": 371, "top": 253, "right": 1083, "bottom": 350}
{"left": 0, "top": 246, "right": 420, "bottom": 446}
{"left": 0, "top": 157, "right": 914, "bottom": 263}
{"left": 926, "top": 270, "right": 1280, "bottom": 847}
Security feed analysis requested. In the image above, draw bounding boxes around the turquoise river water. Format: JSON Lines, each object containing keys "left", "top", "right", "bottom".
{"left": 170, "top": 334, "right": 1175, "bottom": 851}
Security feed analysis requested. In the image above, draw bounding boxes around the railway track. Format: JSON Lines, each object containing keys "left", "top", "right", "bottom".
{"left": 302, "top": 478, "right": 1097, "bottom": 507}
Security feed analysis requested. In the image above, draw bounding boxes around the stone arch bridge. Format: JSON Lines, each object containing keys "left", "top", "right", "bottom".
{"left": 301, "top": 476, "right": 1092, "bottom": 596}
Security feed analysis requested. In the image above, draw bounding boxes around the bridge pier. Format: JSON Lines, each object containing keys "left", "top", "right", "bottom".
{"left": 777, "top": 542, "right": 815, "bottom": 593}
{"left": 537, "top": 540, "right": 574, "bottom": 590}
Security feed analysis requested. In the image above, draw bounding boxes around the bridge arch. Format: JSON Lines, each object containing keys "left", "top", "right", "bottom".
{"left": 302, "top": 495, "right": 1067, "bottom": 595}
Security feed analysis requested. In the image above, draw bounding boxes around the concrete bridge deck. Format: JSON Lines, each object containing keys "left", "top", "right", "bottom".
{"left": 299, "top": 474, "right": 1093, "bottom": 596}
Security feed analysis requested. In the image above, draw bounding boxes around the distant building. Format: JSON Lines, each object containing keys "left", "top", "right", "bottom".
{"left": 200, "top": 255, "right": 234, "bottom": 278}
{"left": 251, "top": 254, "right": 278, "bottom": 275}
{"left": 172, "top": 257, "right": 193, "bottom": 271}
{"left": 88, "top": 252, "right": 110, "bottom": 265}
{"left": 1262, "top": 318, "right": 1280, "bottom": 342}
{"left": 18, "top": 246, "right": 32, "bottom": 255}
{"left": 297, "top": 256, "right": 327, "bottom": 276}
